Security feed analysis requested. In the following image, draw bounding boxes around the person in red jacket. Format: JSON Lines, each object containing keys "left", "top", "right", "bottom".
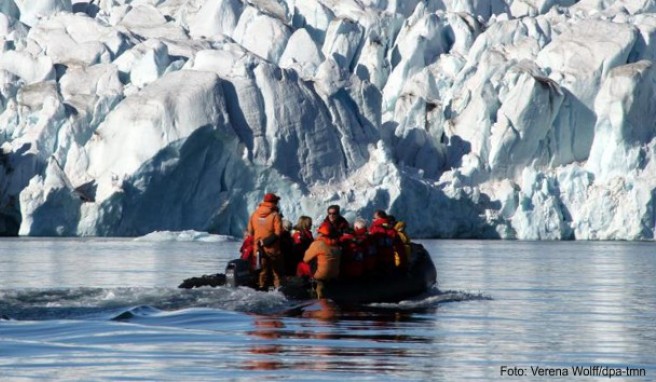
{"left": 369, "top": 210, "right": 396, "bottom": 272}
{"left": 352, "top": 218, "right": 376, "bottom": 276}
{"left": 340, "top": 231, "right": 364, "bottom": 279}
{"left": 247, "top": 193, "right": 284, "bottom": 289}
{"left": 290, "top": 216, "right": 313, "bottom": 276}
{"left": 340, "top": 217, "right": 371, "bottom": 279}
{"left": 239, "top": 231, "right": 257, "bottom": 271}
{"left": 323, "top": 205, "right": 351, "bottom": 236}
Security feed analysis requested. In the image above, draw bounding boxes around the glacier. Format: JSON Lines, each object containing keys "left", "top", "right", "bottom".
{"left": 2, "top": 0, "right": 656, "bottom": 240}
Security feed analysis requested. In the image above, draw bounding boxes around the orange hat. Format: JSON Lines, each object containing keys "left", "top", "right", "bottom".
{"left": 263, "top": 193, "right": 280, "bottom": 203}
{"left": 317, "top": 222, "right": 335, "bottom": 237}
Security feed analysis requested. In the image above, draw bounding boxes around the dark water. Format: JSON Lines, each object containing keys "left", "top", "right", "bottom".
{"left": 1, "top": 237, "right": 654, "bottom": 381}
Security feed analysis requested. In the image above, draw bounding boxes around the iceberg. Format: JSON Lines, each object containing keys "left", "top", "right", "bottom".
{"left": 134, "top": 230, "right": 236, "bottom": 242}
{"left": 1, "top": 0, "right": 655, "bottom": 240}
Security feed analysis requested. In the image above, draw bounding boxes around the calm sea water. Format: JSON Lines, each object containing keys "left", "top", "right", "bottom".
{"left": 1, "top": 237, "right": 655, "bottom": 381}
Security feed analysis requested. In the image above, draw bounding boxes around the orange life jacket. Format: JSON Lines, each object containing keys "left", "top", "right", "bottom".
{"left": 303, "top": 236, "right": 341, "bottom": 280}
{"left": 247, "top": 202, "right": 283, "bottom": 256}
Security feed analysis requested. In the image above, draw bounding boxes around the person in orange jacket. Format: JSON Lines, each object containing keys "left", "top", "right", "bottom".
{"left": 303, "top": 222, "right": 341, "bottom": 298}
{"left": 247, "top": 193, "right": 284, "bottom": 289}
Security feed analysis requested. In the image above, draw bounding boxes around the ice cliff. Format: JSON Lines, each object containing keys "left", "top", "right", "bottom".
{"left": 2, "top": 0, "right": 656, "bottom": 239}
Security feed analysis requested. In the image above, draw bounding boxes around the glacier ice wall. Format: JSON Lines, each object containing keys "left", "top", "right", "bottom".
{"left": 1, "top": 0, "right": 656, "bottom": 239}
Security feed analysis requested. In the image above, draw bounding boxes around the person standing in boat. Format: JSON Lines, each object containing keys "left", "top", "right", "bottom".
{"left": 303, "top": 222, "right": 341, "bottom": 299}
{"left": 323, "top": 205, "right": 351, "bottom": 236}
{"left": 324, "top": 205, "right": 354, "bottom": 269}
{"left": 247, "top": 193, "right": 285, "bottom": 290}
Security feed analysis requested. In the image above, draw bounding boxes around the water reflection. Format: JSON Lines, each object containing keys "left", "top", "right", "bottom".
{"left": 241, "top": 300, "right": 438, "bottom": 373}
{"left": 244, "top": 318, "right": 285, "bottom": 370}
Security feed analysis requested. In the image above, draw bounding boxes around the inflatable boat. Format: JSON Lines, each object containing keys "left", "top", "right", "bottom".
{"left": 179, "top": 243, "right": 437, "bottom": 304}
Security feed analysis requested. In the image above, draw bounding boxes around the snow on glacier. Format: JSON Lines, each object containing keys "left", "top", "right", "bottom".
{"left": 1, "top": 0, "right": 656, "bottom": 239}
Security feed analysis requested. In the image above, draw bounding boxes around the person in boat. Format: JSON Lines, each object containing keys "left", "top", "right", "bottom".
{"left": 387, "top": 215, "right": 409, "bottom": 271}
{"left": 291, "top": 216, "right": 314, "bottom": 277}
{"left": 239, "top": 231, "right": 258, "bottom": 271}
{"left": 339, "top": 218, "right": 365, "bottom": 279}
{"left": 369, "top": 210, "right": 397, "bottom": 273}
{"left": 323, "top": 205, "right": 351, "bottom": 236}
{"left": 352, "top": 217, "right": 377, "bottom": 276}
{"left": 303, "top": 222, "right": 342, "bottom": 299}
{"left": 280, "top": 219, "right": 294, "bottom": 276}
{"left": 393, "top": 218, "right": 412, "bottom": 269}
{"left": 247, "top": 193, "right": 285, "bottom": 289}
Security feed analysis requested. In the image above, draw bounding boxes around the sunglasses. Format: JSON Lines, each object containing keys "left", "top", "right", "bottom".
{"left": 328, "top": 211, "right": 338, "bottom": 215}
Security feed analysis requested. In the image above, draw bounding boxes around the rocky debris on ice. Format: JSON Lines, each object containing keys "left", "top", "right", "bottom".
{"left": 2, "top": 0, "right": 656, "bottom": 240}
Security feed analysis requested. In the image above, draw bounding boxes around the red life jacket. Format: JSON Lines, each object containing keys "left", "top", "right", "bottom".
{"left": 291, "top": 229, "right": 314, "bottom": 277}
{"left": 296, "top": 262, "right": 312, "bottom": 277}
{"left": 323, "top": 215, "right": 350, "bottom": 236}
{"left": 292, "top": 229, "right": 313, "bottom": 247}
{"left": 369, "top": 218, "right": 396, "bottom": 267}
{"left": 354, "top": 227, "right": 376, "bottom": 272}
{"left": 340, "top": 233, "right": 364, "bottom": 279}
{"left": 292, "top": 229, "right": 313, "bottom": 261}
{"left": 240, "top": 235, "right": 256, "bottom": 270}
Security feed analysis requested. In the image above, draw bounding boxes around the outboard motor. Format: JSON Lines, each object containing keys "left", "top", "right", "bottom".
{"left": 225, "top": 259, "right": 255, "bottom": 287}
